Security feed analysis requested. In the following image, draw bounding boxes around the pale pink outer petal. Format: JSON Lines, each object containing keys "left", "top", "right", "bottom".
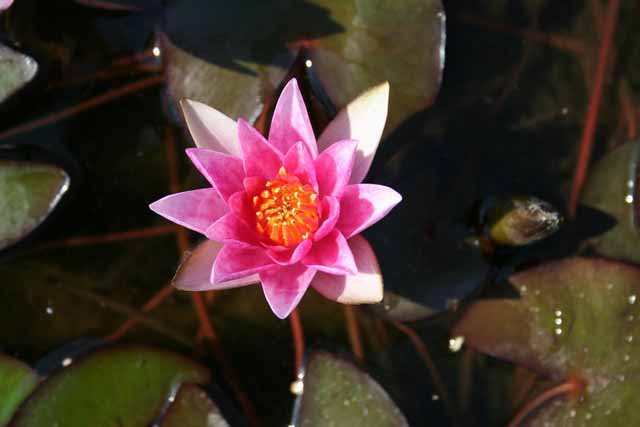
{"left": 260, "top": 264, "right": 316, "bottom": 319}
{"left": 268, "top": 79, "right": 318, "bottom": 158}
{"left": 0, "top": 0, "right": 13, "bottom": 11}
{"left": 317, "top": 82, "right": 389, "bottom": 184}
{"left": 311, "top": 235, "right": 383, "bottom": 304}
{"left": 267, "top": 239, "right": 313, "bottom": 265}
{"left": 314, "top": 196, "right": 340, "bottom": 241}
{"left": 212, "top": 245, "right": 273, "bottom": 283}
{"left": 314, "top": 139, "right": 357, "bottom": 198}
{"left": 149, "top": 189, "right": 226, "bottom": 235}
{"left": 303, "top": 229, "right": 357, "bottom": 275}
{"left": 173, "top": 240, "right": 259, "bottom": 291}
{"left": 206, "top": 214, "right": 259, "bottom": 247}
{"left": 237, "top": 119, "right": 283, "bottom": 179}
{"left": 283, "top": 142, "right": 318, "bottom": 190}
{"left": 180, "top": 99, "right": 240, "bottom": 156}
{"left": 186, "top": 148, "right": 244, "bottom": 201}
{"left": 337, "top": 184, "right": 402, "bottom": 239}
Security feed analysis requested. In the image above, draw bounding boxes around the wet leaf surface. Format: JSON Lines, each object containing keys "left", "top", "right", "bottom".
{"left": 0, "top": 161, "right": 69, "bottom": 251}
{"left": 0, "top": 45, "right": 38, "bottom": 104}
{"left": 293, "top": 351, "right": 409, "bottom": 427}
{"left": 581, "top": 140, "right": 640, "bottom": 263}
{"left": 159, "top": 383, "right": 229, "bottom": 427}
{"left": 0, "top": 354, "right": 38, "bottom": 426}
{"left": 9, "top": 346, "right": 210, "bottom": 427}
{"left": 453, "top": 257, "right": 640, "bottom": 426}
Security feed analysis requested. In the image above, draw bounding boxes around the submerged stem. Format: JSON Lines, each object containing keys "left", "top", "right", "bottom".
{"left": 289, "top": 309, "right": 305, "bottom": 374}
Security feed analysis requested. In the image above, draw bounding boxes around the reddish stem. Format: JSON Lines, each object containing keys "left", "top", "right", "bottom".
{"left": 289, "top": 309, "right": 305, "bottom": 374}
{"left": 568, "top": 0, "right": 620, "bottom": 218}
{"left": 38, "top": 224, "right": 177, "bottom": 249}
{"left": 343, "top": 305, "right": 364, "bottom": 362}
{"left": 0, "top": 75, "right": 163, "bottom": 141}
{"left": 619, "top": 79, "right": 638, "bottom": 140}
{"left": 508, "top": 376, "right": 585, "bottom": 427}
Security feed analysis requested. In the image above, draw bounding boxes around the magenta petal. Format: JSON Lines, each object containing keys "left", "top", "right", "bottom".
{"left": 227, "top": 191, "right": 255, "bottom": 225}
{"left": 267, "top": 239, "right": 313, "bottom": 265}
{"left": 303, "top": 229, "right": 357, "bottom": 275}
{"left": 180, "top": 99, "right": 241, "bottom": 156}
{"left": 237, "top": 119, "right": 283, "bottom": 179}
{"left": 337, "top": 184, "right": 402, "bottom": 238}
{"left": 173, "top": 240, "right": 259, "bottom": 291}
{"left": 0, "top": 0, "right": 13, "bottom": 10}
{"left": 186, "top": 148, "right": 244, "bottom": 201}
{"left": 314, "top": 196, "right": 340, "bottom": 241}
{"left": 243, "top": 176, "right": 266, "bottom": 197}
{"left": 260, "top": 264, "right": 316, "bottom": 319}
{"left": 283, "top": 142, "right": 318, "bottom": 190}
{"left": 268, "top": 79, "right": 318, "bottom": 158}
{"left": 212, "top": 245, "right": 273, "bottom": 283}
{"left": 206, "top": 214, "right": 259, "bottom": 247}
{"left": 149, "top": 189, "right": 226, "bottom": 235}
{"left": 314, "top": 139, "right": 357, "bottom": 198}
{"left": 311, "top": 235, "right": 383, "bottom": 304}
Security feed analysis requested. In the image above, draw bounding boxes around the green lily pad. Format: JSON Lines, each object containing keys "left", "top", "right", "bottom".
{"left": 0, "top": 354, "right": 38, "bottom": 426}
{"left": 581, "top": 140, "right": 640, "bottom": 263}
{"left": 159, "top": 383, "right": 229, "bottom": 427}
{"left": 9, "top": 346, "right": 210, "bottom": 427}
{"left": 0, "top": 44, "right": 38, "bottom": 104}
{"left": 453, "top": 257, "right": 640, "bottom": 426}
{"left": 0, "top": 161, "right": 69, "bottom": 251}
{"left": 292, "top": 351, "right": 408, "bottom": 427}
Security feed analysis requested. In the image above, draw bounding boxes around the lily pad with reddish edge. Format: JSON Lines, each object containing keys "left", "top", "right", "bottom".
{"left": 9, "top": 346, "right": 210, "bottom": 427}
{"left": 0, "top": 161, "right": 69, "bottom": 251}
{"left": 0, "top": 44, "right": 38, "bottom": 104}
{"left": 0, "top": 354, "right": 38, "bottom": 426}
{"left": 292, "top": 351, "right": 409, "bottom": 427}
{"left": 581, "top": 140, "right": 640, "bottom": 264}
{"left": 159, "top": 383, "right": 229, "bottom": 427}
{"left": 452, "top": 257, "right": 640, "bottom": 426}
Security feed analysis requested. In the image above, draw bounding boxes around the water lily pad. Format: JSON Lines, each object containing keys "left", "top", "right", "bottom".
{"left": 0, "top": 44, "right": 38, "bottom": 104}
{"left": 0, "top": 354, "right": 38, "bottom": 426}
{"left": 581, "top": 140, "right": 640, "bottom": 263}
{"left": 453, "top": 257, "right": 640, "bottom": 426}
{"left": 9, "top": 346, "right": 210, "bottom": 427}
{"left": 159, "top": 383, "right": 229, "bottom": 427}
{"left": 0, "top": 161, "right": 69, "bottom": 251}
{"left": 292, "top": 351, "right": 408, "bottom": 427}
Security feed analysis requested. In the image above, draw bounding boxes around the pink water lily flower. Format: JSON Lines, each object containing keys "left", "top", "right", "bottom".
{"left": 0, "top": 0, "right": 13, "bottom": 10}
{"left": 150, "top": 79, "right": 401, "bottom": 318}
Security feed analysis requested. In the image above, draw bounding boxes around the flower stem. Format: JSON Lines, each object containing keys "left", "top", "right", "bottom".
{"left": 289, "top": 309, "right": 305, "bottom": 374}
{"left": 343, "top": 305, "right": 364, "bottom": 362}
{"left": 38, "top": 225, "right": 177, "bottom": 249}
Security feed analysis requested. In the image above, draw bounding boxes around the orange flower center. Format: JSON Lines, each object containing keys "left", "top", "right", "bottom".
{"left": 252, "top": 167, "right": 320, "bottom": 247}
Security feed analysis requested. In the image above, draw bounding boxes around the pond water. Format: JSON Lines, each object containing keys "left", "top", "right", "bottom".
{"left": 1, "top": 1, "right": 639, "bottom": 426}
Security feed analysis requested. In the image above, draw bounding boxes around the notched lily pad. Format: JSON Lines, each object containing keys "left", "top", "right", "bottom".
{"left": 292, "top": 351, "right": 408, "bottom": 427}
{"left": 159, "top": 383, "right": 229, "bottom": 427}
{"left": 0, "top": 354, "right": 38, "bottom": 426}
{"left": 0, "top": 45, "right": 38, "bottom": 104}
{"left": 0, "top": 161, "right": 69, "bottom": 251}
{"left": 453, "top": 257, "right": 640, "bottom": 426}
{"left": 9, "top": 346, "right": 210, "bottom": 427}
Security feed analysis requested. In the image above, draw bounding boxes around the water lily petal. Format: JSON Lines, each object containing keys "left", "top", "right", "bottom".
{"left": 186, "top": 148, "right": 244, "bottom": 201}
{"left": 314, "top": 196, "right": 340, "bottom": 241}
{"left": 283, "top": 142, "right": 317, "bottom": 190}
{"left": 0, "top": 0, "right": 14, "bottom": 10}
{"left": 237, "top": 118, "right": 282, "bottom": 179}
{"left": 311, "top": 235, "right": 383, "bottom": 304}
{"left": 206, "top": 214, "right": 259, "bottom": 247}
{"left": 212, "top": 245, "right": 273, "bottom": 283}
{"left": 337, "top": 184, "right": 402, "bottom": 238}
{"left": 149, "top": 189, "right": 226, "bottom": 235}
{"left": 303, "top": 229, "right": 357, "bottom": 275}
{"left": 260, "top": 264, "right": 316, "bottom": 319}
{"left": 180, "top": 99, "right": 240, "bottom": 156}
{"left": 267, "top": 239, "right": 313, "bottom": 265}
{"left": 243, "top": 176, "right": 266, "bottom": 198}
{"left": 268, "top": 79, "right": 318, "bottom": 157}
{"left": 315, "top": 139, "right": 357, "bottom": 198}
{"left": 227, "top": 191, "right": 255, "bottom": 226}
{"left": 173, "top": 240, "right": 259, "bottom": 291}
{"left": 317, "top": 82, "right": 389, "bottom": 184}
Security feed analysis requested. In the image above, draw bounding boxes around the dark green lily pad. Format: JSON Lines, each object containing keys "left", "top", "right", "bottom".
{"left": 0, "top": 161, "right": 69, "bottom": 251}
{"left": 160, "top": 383, "right": 229, "bottom": 427}
{"left": 453, "top": 257, "right": 640, "bottom": 426}
{"left": 0, "top": 354, "right": 38, "bottom": 426}
{"left": 581, "top": 140, "right": 640, "bottom": 263}
{"left": 9, "top": 346, "right": 210, "bottom": 427}
{"left": 292, "top": 351, "right": 408, "bottom": 427}
{"left": 0, "top": 44, "right": 38, "bottom": 104}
